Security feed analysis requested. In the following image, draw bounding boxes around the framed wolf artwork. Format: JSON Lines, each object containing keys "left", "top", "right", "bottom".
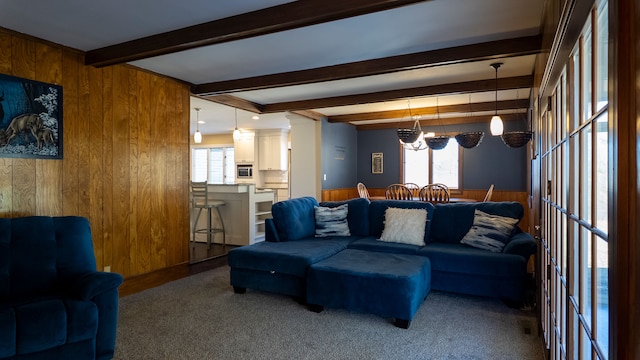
{"left": 0, "top": 73, "right": 63, "bottom": 159}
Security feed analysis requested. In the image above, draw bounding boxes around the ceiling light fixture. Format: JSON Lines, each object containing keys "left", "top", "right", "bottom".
{"left": 425, "top": 97, "right": 451, "bottom": 150}
{"left": 194, "top": 107, "right": 202, "bottom": 144}
{"left": 500, "top": 90, "right": 533, "bottom": 148}
{"left": 455, "top": 94, "right": 484, "bottom": 149}
{"left": 397, "top": 100, "right": 427, "bottom": 151}
{"left": 232, "top": 108, "right": 241, "bottom": 142}
{"left": 489, "top": 62, "right": 504, "bottom": 136}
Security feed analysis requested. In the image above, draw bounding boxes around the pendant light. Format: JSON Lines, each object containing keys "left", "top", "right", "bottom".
{"left": 500, "top": 90, "right": 533, "bottom": 148}
{"left": 232, "top": 108, "right": 241, "bottom": 142}
{"left": 425, "top": 97, "right": 450, "bottom": 150}
{"left": 193, "top": 107, "right": 202, "bottom": 144}
{"left": 396, "top": 100, "right": 422, "bottom": 146}
{"left": 489, "top": 62, "right": 504, "bottom": 136}
{"left": 400, "top": 100, "right": 427, "bottom": 151}
{"left": 455, "top": 94, "right": 485, "bottom": 149}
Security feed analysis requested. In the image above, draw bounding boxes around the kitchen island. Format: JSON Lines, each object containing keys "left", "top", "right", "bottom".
{"left": 196, "top": 183, "right": 275, "bottom": 246}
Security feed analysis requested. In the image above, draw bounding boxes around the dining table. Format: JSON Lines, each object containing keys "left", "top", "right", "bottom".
{"left": 448, "top": 197, "right": 478, "bottom": 203}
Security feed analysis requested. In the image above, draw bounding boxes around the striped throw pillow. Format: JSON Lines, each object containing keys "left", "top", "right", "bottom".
{"left": 460, "top": 209, "right": 519, "bottom": 252}
{"left": 314, "top": 204, "right": 351, "bottom": 237}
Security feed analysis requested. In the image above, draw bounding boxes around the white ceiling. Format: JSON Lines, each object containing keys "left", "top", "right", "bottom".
{"left": 0, "top": 0, "right": 544, "bottom": 135}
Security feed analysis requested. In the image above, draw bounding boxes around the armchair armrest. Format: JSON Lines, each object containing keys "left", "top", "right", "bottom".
{"left": 70, "top": 272, "right": 124, "bottom": 301}
{"left": 502, "top": 232, "right": 536, "bottom": 261}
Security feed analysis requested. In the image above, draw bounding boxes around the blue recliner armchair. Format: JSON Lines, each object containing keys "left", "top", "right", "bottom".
{"left": 0, "top": 216, "right": 123, "bottom": 360}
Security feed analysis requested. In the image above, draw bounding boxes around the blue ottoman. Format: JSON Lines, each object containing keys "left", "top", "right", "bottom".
{"left": 306, "top": 249, "right": 431, "bottom": 328}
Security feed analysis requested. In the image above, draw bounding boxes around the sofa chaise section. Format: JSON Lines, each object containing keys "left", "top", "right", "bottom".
{"left": 306, "top": 249, "right": 431, "bottom": 329}
{"left": 228, "top": 197, "right": 369, "bottom": 300}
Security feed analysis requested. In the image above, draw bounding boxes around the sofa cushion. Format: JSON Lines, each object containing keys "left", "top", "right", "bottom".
{"left": 314, "top": 204, "right": 350, "bottom": 237}
{"left": 417, "top": 243, "right": 526, "bottom": 277}
{"left": 228, "top": 238, "right": 352, "bottom": 277}
{"left": 306, "top": 249, "right": 431, "bottom": 322}
{"left": 348, "top": 236, "right": 421, "bottom": 255}
{"left": 319, "top": 198, "right": 370, "bottom": 236}
{"left": 271, "top": 196, "right": 318, "bottom": 242}
{"left": 429, "top": 202, "right": 524, "bottom": 244}
{"left": 16, "top": 299, "right": 67, "bottom": 354}
{"left": 379, "top": 207, "right": 427, "bottom": 246}
{"left": 460, "top": 210, "right": 520, "bottom": 252}
{"left": 368, "top": 200, "right": 434, "bottom": 244}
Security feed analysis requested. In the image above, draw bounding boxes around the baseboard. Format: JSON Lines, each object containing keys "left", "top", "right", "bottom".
{"left": 118, "top": 263, "right": 190, "bottom": 297}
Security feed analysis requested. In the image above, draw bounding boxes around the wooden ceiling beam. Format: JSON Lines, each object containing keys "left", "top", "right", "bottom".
{"left": 328, "top": 99, "right": 530, "bottom": 122}
{"left": 289, "top": 110, "right": 325, "bottom": 122}
{"left": 85, "top": 0, "right": 431, "bottom": 67}
{"left": 257, "top": 75, "right": 533, "bottom": 113}
{"left": 193, "top": 35, "right": 542, "bottom": 95}
{"left": 201, "top": 94, "right": 264, "bottom": 114}
{"left": 355, "top": 113, "right": 524, "bottom": 130}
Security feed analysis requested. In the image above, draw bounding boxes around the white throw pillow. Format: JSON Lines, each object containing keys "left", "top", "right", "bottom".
{"left": 460, "top": 209, "right": 519, "bottom": 252}
{"left": 379, "top": 207, "right": 427, "bottom": 246}
{"left": 314, "top": 204, "right": 351, "bottom": 237}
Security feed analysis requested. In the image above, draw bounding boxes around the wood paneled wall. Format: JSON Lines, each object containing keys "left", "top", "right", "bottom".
{"left": 0, "top": 29, "right": 191, "bottom": 278}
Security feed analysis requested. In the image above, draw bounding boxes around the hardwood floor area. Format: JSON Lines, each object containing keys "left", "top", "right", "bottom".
{"left": 190, "top": 242, "right": 236, "bottom": 264}
{"left": 119, "top": 242, "right": 237, "bottom": 297}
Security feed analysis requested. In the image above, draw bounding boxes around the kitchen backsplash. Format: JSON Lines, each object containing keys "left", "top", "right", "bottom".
{"left": 262, "top": 170, "right": 288, "bottom": 185}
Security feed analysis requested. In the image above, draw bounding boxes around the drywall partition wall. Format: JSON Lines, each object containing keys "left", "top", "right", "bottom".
{"left": 321, "top": 119, "right": 358, "bottom": 189}
{"left": 453, "top": 122, "right": 528, "bottom": 191}
{"left": 357, "top": 122, "right": 528, "bottom": 191}
{"left": 287, "top": 113, "right": 321, "bottom": 199}
{"left": 357, "top": 129, "right": 401, "bottom": 188}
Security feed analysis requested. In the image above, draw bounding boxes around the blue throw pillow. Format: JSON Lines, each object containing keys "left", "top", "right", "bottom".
{"left": 314, "top": 204, "right": 351, "bottom": 237}
{"left": 460, "top": 209, "right": 519, "bottom": 252}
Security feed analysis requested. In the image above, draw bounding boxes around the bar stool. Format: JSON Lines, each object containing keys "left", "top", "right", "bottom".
{"left": 190, "top": 181, "right": 226, "bottom": 248}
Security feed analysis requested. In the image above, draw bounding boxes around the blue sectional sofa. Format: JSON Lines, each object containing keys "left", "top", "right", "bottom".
{"left": 0, "top": 216, "right": 123, "bottom": 360}
{"left": 229, "top": 196, "right": 536, "bottom": 326}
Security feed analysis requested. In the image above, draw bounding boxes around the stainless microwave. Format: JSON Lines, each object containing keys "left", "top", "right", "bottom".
{"left": 237, "top": 164, "right": 253, "bottom": 178}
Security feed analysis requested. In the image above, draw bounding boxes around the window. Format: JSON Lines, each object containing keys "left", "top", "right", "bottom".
{"left": 191, "top": 146, "right": 235, "bottom": 184}
{"left": 403, "top": 138, "right": 460, "bottom": 188}
{"left": 540, "top": 1, "right": 609, "bottom": 358}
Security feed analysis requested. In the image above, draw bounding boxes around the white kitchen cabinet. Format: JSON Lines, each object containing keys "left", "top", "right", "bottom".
{"left": 234, "top": 132, "right": 255, "bottom": 163}
{"left": 258, "top": 130, "right": 288, "bottom": 170}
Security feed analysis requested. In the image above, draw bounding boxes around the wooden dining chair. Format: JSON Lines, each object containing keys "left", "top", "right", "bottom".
{"left": 418, "top": 184, "right": 450, "bottom": 204}
{"left": 357, "top": 182, "right": 370, "bottom": 200}
{"left": 385, "top": 184, "right": 413, "bottom": 200}
{"left": 483, "top": 184, "right": 494, "bottom": 202}
{"left": 403, "top": 183, "right": 421, "bottom": 197}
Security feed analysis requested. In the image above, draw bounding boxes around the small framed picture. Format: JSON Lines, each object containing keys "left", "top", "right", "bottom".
{"left": 371, "top": 152, "right": 383, "bottom": 174}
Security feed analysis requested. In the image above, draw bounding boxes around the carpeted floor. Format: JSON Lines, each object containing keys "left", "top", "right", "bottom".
{"left": 114, "top": 266, "right": 545, "bottom": 360}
